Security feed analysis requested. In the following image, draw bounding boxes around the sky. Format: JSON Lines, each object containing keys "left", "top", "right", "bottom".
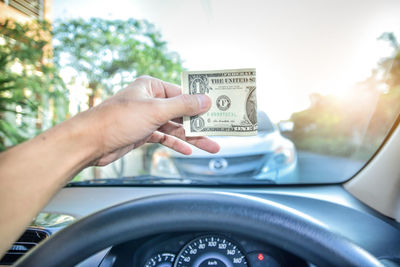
{"left": 53, "top": 0, "right": 400, "bottom": 121}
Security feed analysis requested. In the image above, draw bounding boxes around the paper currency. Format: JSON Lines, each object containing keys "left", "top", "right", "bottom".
{"left": 182, "top": 68, "right": 257, "bottom": 136}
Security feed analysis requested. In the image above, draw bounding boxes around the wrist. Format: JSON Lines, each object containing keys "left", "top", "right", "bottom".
{"left": 64, "top": 109, "right": 103, "bottom": 167}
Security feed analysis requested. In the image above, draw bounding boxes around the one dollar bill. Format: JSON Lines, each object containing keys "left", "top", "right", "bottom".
{"left": 182, "top": 68, "right": 257, "bottom": 136}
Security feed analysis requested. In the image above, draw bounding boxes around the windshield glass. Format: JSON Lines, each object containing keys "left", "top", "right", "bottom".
{"left": 2, "top": 0, "right": 400, "bottom": 185}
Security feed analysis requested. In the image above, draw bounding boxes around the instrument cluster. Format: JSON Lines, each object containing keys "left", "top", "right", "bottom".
{"left": 100, "top": 232, "right": 308, "bottom": 267}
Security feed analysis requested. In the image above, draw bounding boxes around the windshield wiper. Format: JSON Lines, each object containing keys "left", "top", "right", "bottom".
{"left": 67, "top": 175, "right": 276, "bottom": 186}
{"left": 68, "top": 175, "right": 220, "bottom": 186}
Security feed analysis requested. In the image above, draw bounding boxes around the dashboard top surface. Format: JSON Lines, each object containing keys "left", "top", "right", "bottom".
{"left": 41, "top": 185, "right": 400, "bottom": 260}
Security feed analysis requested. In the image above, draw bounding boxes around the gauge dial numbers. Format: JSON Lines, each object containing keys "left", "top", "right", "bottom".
{"left": 144, "top": 253, "right": 176, "bottom": 267}
{"left": 174, "top": 235, "right": 248, "bottom": 267}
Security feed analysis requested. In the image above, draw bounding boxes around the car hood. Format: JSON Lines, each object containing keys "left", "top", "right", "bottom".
{"left": 173, "top": 131, "right": 283, "bottom": 158}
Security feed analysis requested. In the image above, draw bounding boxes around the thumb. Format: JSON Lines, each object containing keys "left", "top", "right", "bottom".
{"left": 160, "top": 94, "right": 211, "bottom": 122}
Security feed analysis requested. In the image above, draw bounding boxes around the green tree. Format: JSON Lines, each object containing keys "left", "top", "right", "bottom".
{"left": 52, "top": 18, "right": 184, "bottom": 107}
{"left": 364, "top": 33, "right": 400, "bottom": 145}
{"left": 0, "top": 20, "right": 67, "bottom": 151}
{"left": 289, "top": 33, "right": 400, "bottom": 159}
{"left": 290, "top": 93, "right": 358, "bottom": 156}
{"left": 53, "top": 18, "right": 184, "bottom": 179}
{"left": 379, "top": 32, "right": 400, "bottom": 89}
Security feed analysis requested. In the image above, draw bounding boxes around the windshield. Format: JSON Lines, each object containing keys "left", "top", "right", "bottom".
{"left": 2, "top": 0, "right": 400, "bottom": 185}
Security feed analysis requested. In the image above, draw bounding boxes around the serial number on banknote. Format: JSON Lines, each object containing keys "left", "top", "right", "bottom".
{"left": 182, "top": 68, "right": 257, "bottom": 136}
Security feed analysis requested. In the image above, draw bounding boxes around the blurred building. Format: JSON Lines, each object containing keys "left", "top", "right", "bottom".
{"left": 0, "top": 0, "right": 52, "bottom": 22}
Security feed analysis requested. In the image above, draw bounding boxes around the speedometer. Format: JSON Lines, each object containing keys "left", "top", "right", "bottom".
{"left": 144, "top": 253, "right": 175, "bottom": 267}
{"left": 174, "top": 235, "right": 248, "bottom": 267}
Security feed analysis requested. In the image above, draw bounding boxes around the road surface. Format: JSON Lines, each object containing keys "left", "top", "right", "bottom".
{"left": 296, "top": 151, "right": 365, "bottom": 183}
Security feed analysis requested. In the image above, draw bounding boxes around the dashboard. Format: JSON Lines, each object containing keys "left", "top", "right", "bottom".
{"left": 11, "top": 185, "right": 400, "bottom": 266}
{"left": 101, "top": 232, "right": 308, "bottom": 267}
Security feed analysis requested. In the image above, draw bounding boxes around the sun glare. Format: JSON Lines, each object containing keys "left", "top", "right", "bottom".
{"left": 53, "top": 0, "right": 400, "bottom": 121}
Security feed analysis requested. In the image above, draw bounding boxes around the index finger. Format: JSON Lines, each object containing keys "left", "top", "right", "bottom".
{"left": 142, "top": 76, "right": 183, "bottom": 99}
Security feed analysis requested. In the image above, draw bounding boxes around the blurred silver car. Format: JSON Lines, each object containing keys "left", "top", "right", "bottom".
{"left": 150, "top": 111, "right": 298, "bottom": 183}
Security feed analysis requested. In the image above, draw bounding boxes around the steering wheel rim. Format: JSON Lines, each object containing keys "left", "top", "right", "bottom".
{"left": 15, "top": 192, "right": 382, "bottom": 267}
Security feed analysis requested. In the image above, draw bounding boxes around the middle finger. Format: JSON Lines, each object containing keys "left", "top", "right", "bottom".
{"left": 158, "top": 121, "right": 220, "bottom": 154}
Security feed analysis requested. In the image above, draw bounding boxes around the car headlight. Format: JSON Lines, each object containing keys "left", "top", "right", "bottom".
{"left": 150, "top": 149, "right": 180, "bottom": 178}
{"left": 255, "top": 146, "right": 295, "bottom": 180}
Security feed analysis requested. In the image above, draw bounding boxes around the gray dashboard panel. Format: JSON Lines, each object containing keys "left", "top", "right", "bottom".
{"left": 43, "top": 186, "right": 370, "bottom": 217}
{"left": 42, "top": 185, "right": 400, "bottom": 258}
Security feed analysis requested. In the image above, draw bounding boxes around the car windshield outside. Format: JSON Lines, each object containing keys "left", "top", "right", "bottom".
{"left": 1, "top": 0, "right": 400, "bottom": 185}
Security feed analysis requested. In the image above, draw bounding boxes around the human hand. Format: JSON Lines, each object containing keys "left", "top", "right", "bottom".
{"left": 86, "top": 76, "right": 220, "bottom": 166}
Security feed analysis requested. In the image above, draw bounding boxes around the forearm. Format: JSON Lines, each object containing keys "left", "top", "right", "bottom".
{"left": 0, "top": 110, "right": 98, "bottom": 256}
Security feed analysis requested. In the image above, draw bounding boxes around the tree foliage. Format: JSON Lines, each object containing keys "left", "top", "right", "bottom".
{"left": 52, "top": 18, "right": 184, "bottom": 106}
{"left": 0, "top": 20, "right": 67, "bottom": 150}
{"left": 289, "top": 33, "right": 400, "bottom": 159}
{"left": 0, "top": 17, "right": 184, "bottom": 152}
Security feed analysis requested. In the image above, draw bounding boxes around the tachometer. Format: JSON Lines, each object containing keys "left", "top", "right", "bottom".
{"left": 174, "top": 235, "right": 248, "bottom": 267}
{"left": 144, "top": 253, "right": 175, "bottom": 267}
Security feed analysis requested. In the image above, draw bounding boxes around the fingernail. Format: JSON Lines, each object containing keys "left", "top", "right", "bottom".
{"left": 196, "top": 94, "right": 210, "bottom": 112}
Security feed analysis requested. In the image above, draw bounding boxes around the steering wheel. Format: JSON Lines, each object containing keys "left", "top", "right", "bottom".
{"left": 15, "top": 192, "right": 382, "bottom": 267}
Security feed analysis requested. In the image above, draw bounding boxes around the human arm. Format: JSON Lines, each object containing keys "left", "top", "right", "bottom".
{"left": 0, "top": 76, "right": 219, "bottom": 256}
